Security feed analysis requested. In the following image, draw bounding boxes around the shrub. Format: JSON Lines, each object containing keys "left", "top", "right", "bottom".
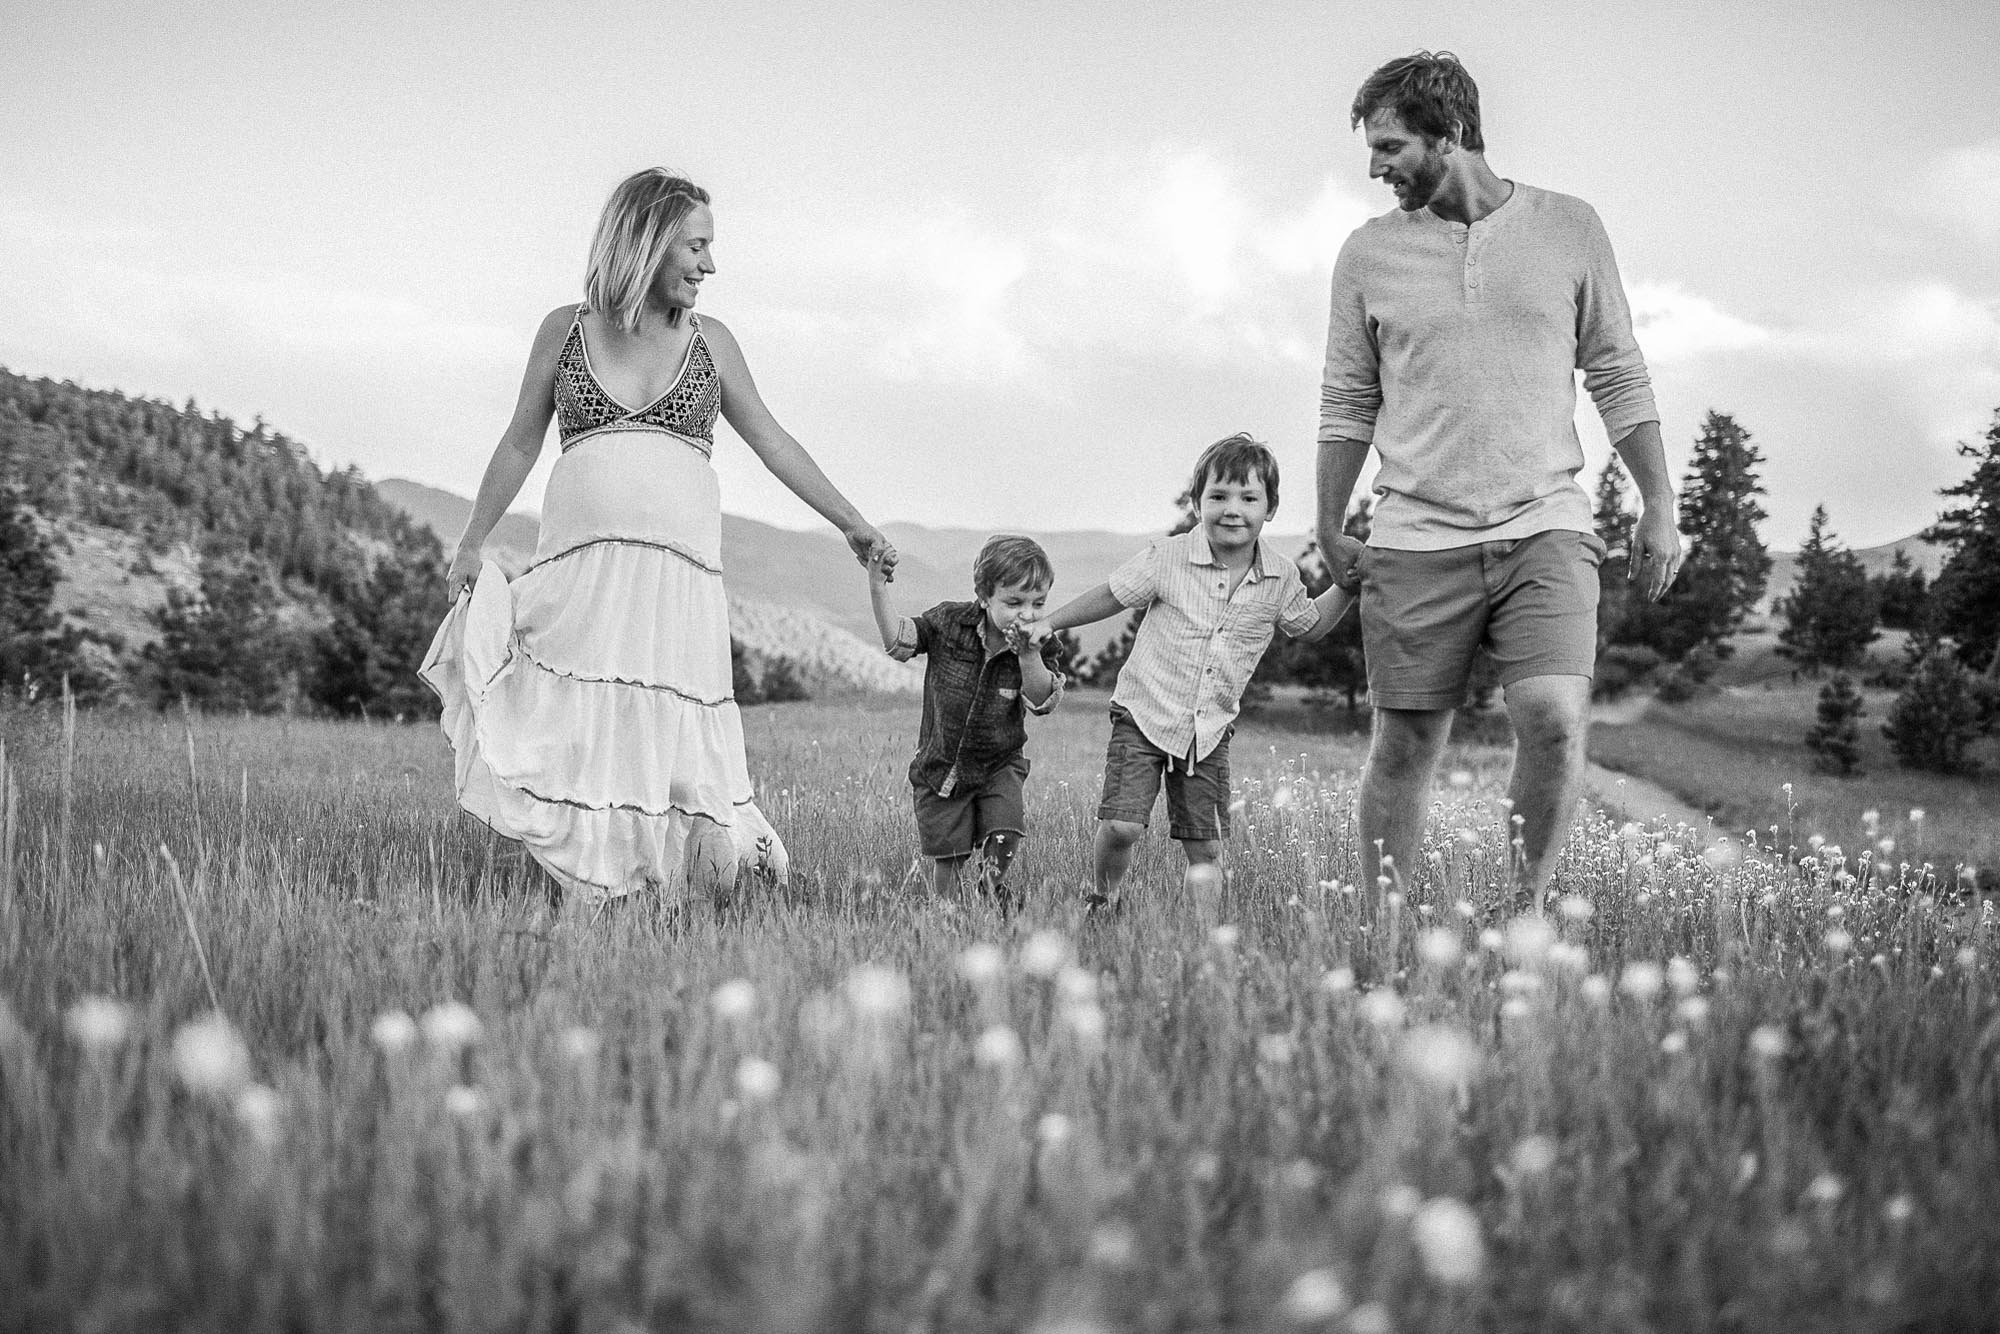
{"left": 1594, "top": 644, "right": 1664, "bottom": 701}
{"left": 1882, "top": 639, "right": 1993, "bottom": 775}
{"left": 1804, "top": 673, "right": 1865, "bottom": 776}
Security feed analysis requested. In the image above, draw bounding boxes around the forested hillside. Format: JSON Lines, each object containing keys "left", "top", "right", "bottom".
{"left": 0, "top": 367, "right": 443, "bottom": 715}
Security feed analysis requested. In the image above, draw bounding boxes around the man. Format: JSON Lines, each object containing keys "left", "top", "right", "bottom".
{"left": 1315, "top": 51, "right": 1681, "bottom": 914}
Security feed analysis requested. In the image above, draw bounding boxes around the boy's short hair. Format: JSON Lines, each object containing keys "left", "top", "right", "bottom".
{"left": 1183, "top": 433, "right": 1281, "bottom": 514}
{"left": 1351, "top": 50, "right": 1485, "bottom": 152}
{"left": 974, "top": 534, "right": 1054, "bottom": 598}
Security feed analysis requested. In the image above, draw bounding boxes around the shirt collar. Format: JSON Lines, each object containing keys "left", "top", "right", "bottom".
{"left": 1186, "top": 526, "right": 1273, "bottom": 581}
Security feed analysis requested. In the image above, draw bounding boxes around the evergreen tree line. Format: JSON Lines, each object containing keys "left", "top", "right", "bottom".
{"left": 1592, "top": 407, "right": 2000, "bottom": 775}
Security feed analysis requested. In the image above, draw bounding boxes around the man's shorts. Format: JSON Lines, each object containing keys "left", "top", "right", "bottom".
{"left": 913, "top": 753, "right": 1030, "bottom": 859}
{"left": 1362, "top": 529, "right": 1606, "bottom": 711}
{"left": 1096, "top": 704, "right": 1232, "bottom": 843}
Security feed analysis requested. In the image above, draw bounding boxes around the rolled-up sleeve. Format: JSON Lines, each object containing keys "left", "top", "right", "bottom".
{"left": 885, "top": 612, "right": 925, "bottom": 662}
{"left": 1319, "top": 237, "right": 1383, "bottom": 447}
{"left": 1027, "top": 658, "right": 1066, "bottom": 715}
{"left": 1575, "top": 206, "right": 1659, "bottom": 442}
{"left": 1276, "top": 565, "right": 1321, "bottom": 639}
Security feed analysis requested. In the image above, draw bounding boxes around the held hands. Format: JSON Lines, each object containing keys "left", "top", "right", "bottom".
{"left": 1321, "top": 532, "right": 1366, "bottom": 592}
{"left": 1630, "top": 508, "right": 1685, "bottom": 602}
{"left": 847, "top": 525, "right": 897, "bottom": 581}
{"left": 1008, "top": 615, "right": 1054, "bottom": 654}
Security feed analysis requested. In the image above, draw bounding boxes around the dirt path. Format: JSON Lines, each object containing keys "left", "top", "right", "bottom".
{"left": 1584, "top": 697, "right": 1715, "bottom": 832}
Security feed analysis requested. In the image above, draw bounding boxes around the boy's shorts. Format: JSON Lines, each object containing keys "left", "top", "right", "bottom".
{"left": 913, "top": 753, "right": 1030, "bottom": 859}
{"left": 1362, "top": 529, "right": 1605, "bottom": 711}
{"left": 1096, "top": 704, "right": 1232, "bottom": 842}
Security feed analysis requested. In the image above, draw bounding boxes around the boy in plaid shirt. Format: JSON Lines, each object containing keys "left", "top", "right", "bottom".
{"left": 868, "top": 535, "right": 1065, "bottom": 907}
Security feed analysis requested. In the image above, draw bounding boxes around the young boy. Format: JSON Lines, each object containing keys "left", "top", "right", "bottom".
{"left": 869, "top": 534, "right": 1066, "bottom": 907}
{"left": 1037, "top": 434, "right": 1353, "bottom": 911}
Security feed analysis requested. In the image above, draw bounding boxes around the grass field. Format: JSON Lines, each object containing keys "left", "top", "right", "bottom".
{"left": 3, "top": 696, "right": 1998, "bottom": 1332}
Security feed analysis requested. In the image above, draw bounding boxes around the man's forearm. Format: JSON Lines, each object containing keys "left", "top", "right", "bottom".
{"left": 1611, "top": 421, "right": 1674, "bottom": 508}
{"left": 1316, "top": 438, "right": 1370, "bottom": 543}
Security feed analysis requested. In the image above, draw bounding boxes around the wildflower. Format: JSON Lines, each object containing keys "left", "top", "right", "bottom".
{"left": 1503, "top": 916, "right": 1555, "bottom": 967}
{"left": 1579, "top": 975, "right": 1611, "bottom": 1004}
{"left": 1804, "top": 1173, "right": 1844, "bottom": 1206}
{"left": 1883, "top": 1194, "right": 1915, "bottom": 1224}
{"left": 1455, "top": 827, "right": 1480, "bottom": 850}
{"left": 1257, "top": 1032, "right": 1296, "bottom": 1065}
{"left": 1282, "top": 1158, "right": 1320, "bottom": 1191}
{"left": 1188, "top": 1151, "right": 1220, "bottom": 1183}
{"left": 1957, "top": 947, "right": 1978, "bottom": 970}
{"left": 1510, "top": 1135, "right": 1558, "bottom": 1175}
{"left": 1546, "top": 942, "right": 1589, "bottom": 974}
{"left": 1909, "top": 808, "right": 1925, "bottom": 824}
{"left": 444, "top": 1085, "right": 485, "bottom": 1117}
{"left": 1499, "top": 969, "right": 1541, "bottom": 998}
{"left": 65, "top": 996, "right": 134, "bottom": 1053}
{"left": 1321, "top": 966, "right": 1355, "bottom": 995}
{"left": 1055, "top": 966, "right": 1097, "bottom": 1005}
{"left": 1748, "top": 1025, "right": 1787, "bottom": 1060}
{"left": 1660, "top": 1032, "right": 1688, "bottom": 1054}
{"left": 1825, "top": 929, "right": 1853, "bottom": 956}
{"left": 171, "top": 1011, "right": 253, "bottom": 1098}
{"left": 1556, "top": 895, "right": 1594, "bottom": 922}
{"left": 1089, "top": 1222, "right": 1137, "bottom": 1269}
{"left": 1281, "top": 1268, "right": 1350, "bottom": 1321}
{"left": 558, "top": 1025, "right": 601, "bottom": 1062}
{"left": 958, "top": 942, "right": 1006, "bottom": 985}
{"left": 1065, "top": 1003, "right": 1108, "bottom": 1045}
{"left": 1036, "top": 1112, "right": 1073, "bottom": 1147}
{"left": 1500, "top": 997, "right": 1534, "bottom": 1021}
{"left": 420, "top": 1001, "right": 483, "bottom": 1050}
{"left": 974, "top": 1025, "right": 1023, "bottom": 1069}
{"left": 710, "top": 979, "right": 758, "bottom": 1021}
{"left": 1448, "top": 769, "right": 1474, "bottom": 789}
{"left": 1210, "top": 924, "right": 1241, "bottom": 950}
{"left": 735, "top": 1057, "right": 782, "bottom": 1101}
{"left": 1273, "top": 784, "right": 1295, "bottom": 810}
{"left": 1477, "top": 927, "right": 1504, "bottom": 953}
{"left": 235, "top": 1084, "right": 282, "bottom": 1148}
{"left": 1416, "top": 928, "right": 1463, "bottom": 969}
{"left": 1347, "top": 1302, "right": 1393, "bottom": 1334}
{"left": 371, "top": 1011, "right": 419, "bottom": 1055}
{"left": 1411, "top": 1197, "right": 1486, "bottom": 1285}
{"left": 1020, "top": 930, "right": 1070, "bottom": 978}
{"left": 1666, "top": 957, "right": 1699, "bottom": 996}
{"left": 845, "top": 965, "right": 912, "bottom": 1019}
{"left": 1379, "top": 1183, "right": 1422, "bottom": 1218}
{"left": 1705, "top": 841, "right": 1740, "bottom": 870}
{"left": 1453, "top": 899, "right": 1476, "bottom": 920}
{"left": 1359, "top": 990, "right": 1406, "bottom": 1028}
{"left": 1401, "top": 1025, "right": 1481, "bottom": 1089}
{"left": 1676, "top": 996, "right": 1710, "bottom": 1025}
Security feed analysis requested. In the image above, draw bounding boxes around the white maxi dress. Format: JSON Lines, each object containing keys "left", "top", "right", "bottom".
{"left": 420, "top": 307, "right": 787, "bottom": 906}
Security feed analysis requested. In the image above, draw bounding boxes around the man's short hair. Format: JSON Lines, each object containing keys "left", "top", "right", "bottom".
{"left": 1184, "top": 433, "right": 1281, "bottom": 514}
{"left": 1351, "top": 50, "right": 1485, "bottom": 153}
{"left": 974, "top": 534, "right": 1054, "bottom": 597}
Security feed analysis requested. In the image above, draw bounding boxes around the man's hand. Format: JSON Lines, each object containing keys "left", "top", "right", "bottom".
{"left": 866, "top": 544, "right": 897, "bottom": 586}
{"left": 1631, "top": 507, "right": 1684, "bottom": 602}
{"left": 849, "top": 526, "right": 897, "bottom": 580}
{"left": 1321, "top": 533, "right": 1367, "bottom": 592}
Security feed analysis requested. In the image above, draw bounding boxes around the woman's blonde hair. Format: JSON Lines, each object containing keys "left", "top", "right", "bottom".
{"left": 584, "top": 169, "right": 712, "bottom": 332}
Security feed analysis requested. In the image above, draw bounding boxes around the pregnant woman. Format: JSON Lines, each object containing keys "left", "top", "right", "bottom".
{"left": 422, "top": 168, "right": 894, "bottom": 916}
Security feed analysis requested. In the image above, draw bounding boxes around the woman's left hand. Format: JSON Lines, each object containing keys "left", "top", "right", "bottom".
{"left": 847, "top": 525, "right": 896, "bottom": 580}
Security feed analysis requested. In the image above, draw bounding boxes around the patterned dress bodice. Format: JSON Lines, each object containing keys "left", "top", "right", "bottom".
{"left": 554, "top": 309, "right": 720, "bottom": 455}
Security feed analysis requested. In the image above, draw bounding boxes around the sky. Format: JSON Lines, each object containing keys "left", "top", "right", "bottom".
{"left": 4, "top": 0, "right": 1998, "bottom": 549}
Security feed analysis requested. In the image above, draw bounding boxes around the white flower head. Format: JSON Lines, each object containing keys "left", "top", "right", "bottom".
{"left": 1401, "top": 1025, "right": 1481, "bottom": 1089}
{"left": 371, "top": 1011, "right": 419, "bottom": 1055}
{"left": 1557, "top": 895, "right": 1595, "bottom": 922}
{"left": 1019, "top": 930, "right": 1070, "bottom": 979}
{"left": 710, "top": 979, "right": 758, "bottom": 1022}
{"left": 974, "top": 1024, "right": 1024, "bottom": 1069}
{"left": 1036, "top": 1112, "right": 1073, "bottom": 1147}
{"left": 1510, "top": 1135, "right": 1557, "bottom": 1175}
{"left": 957, "top": 942, "right": 1007, "bottom": 986}
{"left": 1416, "top": 928, "right": 1463, "bottom": 969}
{"left": 1748, "top": 1025, "right": 1787, "bottom": 1060}
{"left": 1055, "top": 966, "right": 1097, "bottom": 1005}
{"left": 235, "top": 1084, "right": 283, "bottom": 1148}
{"left": 1359, "top": 989, "right": 1406, "bottom": 1028}
{"left": 444, "top": 1084, "right": 485, "bottom": 1118}
{"left": 1666, "top": 957, "right": 1699, "bottom": 995}
{"left": 1546, "top": 942, "right": 1590, "bottom": 975}
{"left": 845, "top": 965, "right": 911, "bottom": 1019}
{"left": 1477, "top": 927, "right": 1504, "bottom": 953}
{"left": 1347, "top": 1302, "right": 1393, "bottom": 1334}
{"left": 1065, "top": 1003, "right": 1108, "bottom": 1044}
{"left": 1411, "top": 1197, "right": 1486, "bottom": 1286}
{"left": 1504, "top": 915, "right": 1556, "bottom": 967}
{"left": 1379, "top": 1183, "right": 1422, "bottom": 1219}
{"left": 1580, "top": 975, "right": 1611, "bottom": 1004}
{"left": 735, "top": 1056, "right": 782, "bottom": 1102}
{"left": 1281, "top": 1267, "right": 1350, "bottom": 1321}
{"left": 1676, "top": 996, "right": 1711, "bottom": 1025}
{"left": 171, "top": 1011, "right": 253, "bottom": 1098}
{"left": 1619, "top": 961, "right": 1665, "bottom": 1000}
{"left": 1257, "top": 1032, "right": 1296, "bottom": 1065}
{"left": 1321, "top": 966, "right": 1355, "bottom": 995}
{"left": 1209, "top": 924, "right": 1241, "bottom": 950}
{"left": 558, "top": 1025, "right": 601, "bottom": 1062}
{"left": 1825, "top": 929, "right": 1854, "bottom": 956}
{"left": 65, "top": 996, "right": 134, "bottom": 1053}
{"left": 1089, "top": 1221, "right": 1137, "bottom": 1269}
{"left": 420, "top": 1001, "right": 483, "bottom": 1050}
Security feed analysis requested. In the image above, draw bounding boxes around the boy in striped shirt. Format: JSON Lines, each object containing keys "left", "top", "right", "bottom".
{"left": 1037, "top": 435, "right": 1353, "bottom": 911}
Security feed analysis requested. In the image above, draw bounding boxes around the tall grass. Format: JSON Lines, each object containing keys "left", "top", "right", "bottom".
{"left": 2, "top": 698, "right": 1996, "bottom": 1332}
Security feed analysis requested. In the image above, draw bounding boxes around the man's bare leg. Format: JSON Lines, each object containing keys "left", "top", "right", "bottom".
{"left": 1501, "top": 673, "right": 1593, "bottom": 913}
{"left": 1358, "top": 706, "right": 1455, "bottom": 896}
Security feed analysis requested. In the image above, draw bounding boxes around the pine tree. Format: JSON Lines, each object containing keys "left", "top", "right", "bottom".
{"left": 308, "top": 535, "right": 447, "bottom": 720}
{"left": 1804, "top": 672, "right": 1865, "bottom": 776}
{"left": 1775, "top": 505, "right": 1878, "bottom": 674}
{"left": 0, "top": 487, "right": 63, "bottom": 694}
{"left": 730, "top": 639, "right": 765, "bottom": 706}
{"left": 1870, "top": 548, "right": 1930, "bottom": 632}
{"left": 1924, "top": 407, "right": 2000, "bottom": 677}
{"left": 1045, "top": 628, "right": 1088, "bottom": 683}
{"left": 1882, "top": 637, "right": 1994, "bottom": 775}
{"left": 144, "top": 555, "right": 298, "bottom": 712}
{"left": 1625, "top": 411, "right": 1771, "bottom": 661}
{"left": 1087, "top": 610, "right": 1144, "bottom": 688}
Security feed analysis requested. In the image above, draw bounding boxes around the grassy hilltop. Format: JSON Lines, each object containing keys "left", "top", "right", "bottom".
{"left": 2, "top": 700, "right": 1996, "bottom": 1331}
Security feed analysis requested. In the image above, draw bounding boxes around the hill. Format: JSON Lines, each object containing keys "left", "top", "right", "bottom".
{"left": 1761, "top": 533, "right": 1946, "bottom": 612}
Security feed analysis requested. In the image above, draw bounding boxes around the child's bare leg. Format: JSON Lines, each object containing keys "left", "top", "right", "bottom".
{"left": 930, "top": 855, "right": 967, "bottom": 898}
{"left": 1181, "top": 838, "right": 1224, "bottom": 918}
{"left": 1092, "top": 820, "right": 1145, "bottom": 906}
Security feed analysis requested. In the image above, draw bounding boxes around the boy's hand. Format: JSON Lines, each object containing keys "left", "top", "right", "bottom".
{"left": 1018, "top": 617, "right": 1055, "bottom": 649}
{"left": 866, "top": 544, "right": 898, "bottom": 585}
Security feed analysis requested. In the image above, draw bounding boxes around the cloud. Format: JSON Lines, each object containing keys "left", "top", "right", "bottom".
{"left": 1628, "top": 281, "right": 1772, "bottom": 364}
{"left": 1936, "top": 139, "right": 2000, "bottom": 244}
